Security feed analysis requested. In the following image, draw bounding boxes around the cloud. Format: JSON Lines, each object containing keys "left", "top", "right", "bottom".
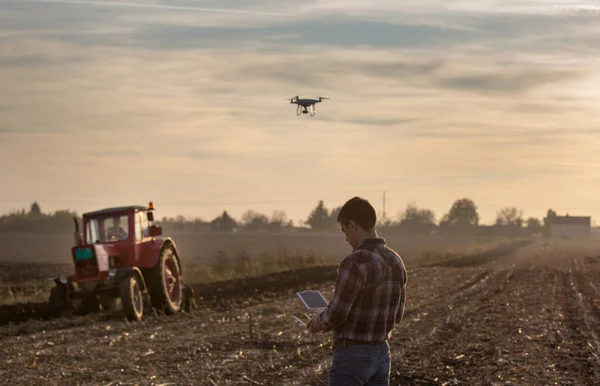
{"left": 0, "top": 0, "right": 599, "bottom": 223}
{"left": 0, "top": 55, "right": 63, "bottom": 67}
{"left": 434, "top": 69, "right": 584, "bottom": 95}
{"left": 296, "top": 0, "right": 600, "bottom": 17}
{"left": 15, "top": 0, "right": 290, "bottom": 16}
{"left": 326, "top": 117, "right": 422, "bottom": 127}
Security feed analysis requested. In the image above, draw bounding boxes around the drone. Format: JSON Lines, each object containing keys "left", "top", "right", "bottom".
{"left": 288, "top": 95, "right": 329, "bottom": 116}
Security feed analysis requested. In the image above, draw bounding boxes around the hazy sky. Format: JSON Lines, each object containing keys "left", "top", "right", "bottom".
{"left": 1, "top": 0, "right": 599, "bottom": 226}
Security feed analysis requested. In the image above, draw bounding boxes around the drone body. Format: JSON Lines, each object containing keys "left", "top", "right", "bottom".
{"left": 288, "top": 95, "right": 329, "bottom": 116}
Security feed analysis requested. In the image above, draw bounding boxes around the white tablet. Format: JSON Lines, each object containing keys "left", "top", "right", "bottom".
{"left": 296, "top": 290, "right": 329, "bottom": 310}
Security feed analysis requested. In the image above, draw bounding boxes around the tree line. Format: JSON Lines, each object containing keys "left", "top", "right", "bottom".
{"left": 0, "top": 199, "right": 561, "bottom": 237}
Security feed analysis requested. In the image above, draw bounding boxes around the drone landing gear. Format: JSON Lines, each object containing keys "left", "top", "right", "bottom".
{"left": 296, "top": 104, "right": 316, "bottom": 117}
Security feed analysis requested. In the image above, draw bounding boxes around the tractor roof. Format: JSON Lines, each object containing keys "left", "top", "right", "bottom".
{"left": 83, "top": 205, "right": 148, "bottom": 217}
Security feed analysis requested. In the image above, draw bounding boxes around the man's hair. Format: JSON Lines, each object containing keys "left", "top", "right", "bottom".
{"left": 337, "top": 196, "right": 377, "bottom": 230}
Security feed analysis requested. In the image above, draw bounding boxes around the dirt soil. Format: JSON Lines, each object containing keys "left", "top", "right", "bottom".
{"left": 0, "top": 239, "right": 599, "bottom": 386}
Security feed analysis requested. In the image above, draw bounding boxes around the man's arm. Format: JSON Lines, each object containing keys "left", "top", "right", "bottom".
{"left": 395, "top": 283, "right": 406, "bottom": 323}
{"left": 395, "top": 265, "right": 408, "bottom": 324}
{"left": 317, "top": 257, "right": 364, "bottom": 330}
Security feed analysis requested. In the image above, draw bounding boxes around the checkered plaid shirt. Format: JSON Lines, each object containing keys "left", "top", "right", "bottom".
{"left": 317, "top": 237, "right": 407, "bottom": 342}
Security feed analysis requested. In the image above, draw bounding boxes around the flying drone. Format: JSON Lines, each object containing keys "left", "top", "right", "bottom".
{"left": 288, "top": 95, "right": 329, "bottom": 116}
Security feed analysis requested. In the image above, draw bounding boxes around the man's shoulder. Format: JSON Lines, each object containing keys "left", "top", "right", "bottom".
{"left": 340, "top": 239, "right": 405, "bottom": 267}
{"left": 349, "top": 242, "right": 401, "bottom": 260}
{"left": 336, "top": 250, "right": 373, "bottom": 276}
{"left": 338, "top": 252, "right": 362, "bottom": 269}
{"left": 342, "top": 249, "right": 385, "bottom": 271}
{"left": 382, "top": 244, "right": 403, "bottom": 261}
{"left": 344, "top": 248, "right": 377, "bottom": 264}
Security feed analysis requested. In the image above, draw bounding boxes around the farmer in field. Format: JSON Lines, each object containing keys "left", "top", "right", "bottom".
{"left": 106, "top": 216, "right": 128, "bottom": 241}
{"left": 306, "top": 196, "right": 407, "bottom": 386}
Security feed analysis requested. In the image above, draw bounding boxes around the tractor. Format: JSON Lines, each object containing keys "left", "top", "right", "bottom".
{"left": 48, "top": 202, "right": 194, "bottom": 321}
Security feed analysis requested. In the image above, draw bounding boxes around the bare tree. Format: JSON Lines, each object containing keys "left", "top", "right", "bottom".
{"left": 526, "top": 217, "right": 542, "bottom": 233}
{"left": 439, "top": 198, "right": 480, "bottom": 234}
{"left": 241, "top": 210, "right": 270, "bottom": 231}
{"left": 495, "top": 207, "right": 524, "bottom": 227}
{"left": 270, "top": 210, "right": 290, "bottom": 230}
{"left": 398, "top": 203, "right": 436, "bottom": 235}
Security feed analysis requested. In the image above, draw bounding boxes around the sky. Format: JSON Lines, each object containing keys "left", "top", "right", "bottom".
{"left": 0, "top": 0, "right": 599, "bottom": 226}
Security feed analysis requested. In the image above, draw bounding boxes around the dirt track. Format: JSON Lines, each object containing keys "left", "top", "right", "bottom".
{"left": 0, "top": 238, "right": 599, "bottom": 385}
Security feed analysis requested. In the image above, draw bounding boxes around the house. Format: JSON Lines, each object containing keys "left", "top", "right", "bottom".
{"left": 209, "top": 210, "right": 237, "bottom": 232}
{"left": 545, "top": 214, "right": 591, "bottom": 239}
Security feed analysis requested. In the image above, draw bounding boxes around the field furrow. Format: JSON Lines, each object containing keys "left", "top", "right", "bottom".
{"left": 1, "top": 238, "right": 599, "bottom": 385}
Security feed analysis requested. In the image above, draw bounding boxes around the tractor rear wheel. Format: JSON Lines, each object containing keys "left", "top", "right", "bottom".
{"left": 146, "top": 244, "right": 182, "bottom": 314}
{"left": 120, "top": 274, "right": 144, "bottom": 322}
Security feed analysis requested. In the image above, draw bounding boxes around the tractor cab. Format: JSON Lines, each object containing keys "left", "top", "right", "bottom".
{"left": 70, "top": 202, "right": 163, "bottom": 281}
{"left": 80, "top": 202, "right": 161, "bottom": 245}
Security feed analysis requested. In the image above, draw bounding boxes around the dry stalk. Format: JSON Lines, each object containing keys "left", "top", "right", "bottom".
{"left": 242, "top": 375, "right": 263, "bottom": 385}
{"left": 248, "top": 312, "right": 254, "bottom": 343}
{"left": 208, "top": 378, "right": 219, "bottom": 386}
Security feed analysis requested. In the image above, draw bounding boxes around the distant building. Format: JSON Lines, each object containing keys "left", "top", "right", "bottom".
{"left": 210, "top": 210, "right": 237, "bottom": 232}
{"left": 545, "top": 215, "right": 591, "bottom": 239}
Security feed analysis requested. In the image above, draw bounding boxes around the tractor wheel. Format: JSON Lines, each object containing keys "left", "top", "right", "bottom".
{"left": 49, "top": 285, "right": 72, "bottom": 318}
{"left": 146, "top": 244, "right": 183, "bottom": 314}
{"left": 119, "top": 274, "right": 144, "bottom": 322}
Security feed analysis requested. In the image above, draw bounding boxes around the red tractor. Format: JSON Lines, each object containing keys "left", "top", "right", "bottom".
{"left": 48, "top": 202, "right": 193, "bottom": 321}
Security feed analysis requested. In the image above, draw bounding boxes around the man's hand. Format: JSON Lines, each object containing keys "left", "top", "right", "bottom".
{"left": 306, "top": 312, "right": 325, "bottom": 334}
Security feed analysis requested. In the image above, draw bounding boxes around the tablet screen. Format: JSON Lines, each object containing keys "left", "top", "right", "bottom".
{"left": 296, "top": 290, "right": 329, "bottom": 309}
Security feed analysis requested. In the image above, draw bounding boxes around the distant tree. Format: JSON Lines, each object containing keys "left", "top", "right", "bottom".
{"left": 439, "top": 198, "right": 480, "bottom": 234}
{"left": 495, "top": 207, "right": 524, "bottom": 227}
{"left": 50, "top": 210, "right": 79, "bottom": 232}
{"left": 270, "top": 210, "right": 287, "bottom": 226}
{"left": 329, "top": 206, "right": 342, "bottom": 230}
{"left": 269, "top": 210, "right": 293, "bottom": 230}
{"left": 377, "top": 217, "right": 394, "bottom": 229}
{"left": 6, "top": 216, "right": 35, "bottom": 232}
{"left": 240, "top": 210, "right": 270, "bottom": 231}
{"left": 305, "top": 200, "right": 330, "bottom": 231}
{"left": 220, "top": 211, "right": 237, "bottom": 231}
{"left": 543, "top": 209, "right": 557, "bottom": 225}
{"left": 398, "top": 203, "right": 436, "bottom": 235}
{"left": 526, "top": 217, "right": 542, "bottom": 234}
{"left": 29, "top": 202, "right": 42, "bottom": 217}
{"left": 543, "top": 208, "right": 557, "bottom": 239}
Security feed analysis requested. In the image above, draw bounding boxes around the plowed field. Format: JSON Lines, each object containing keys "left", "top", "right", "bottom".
{"left": 1, "top": 238, "right": 599, "bottom": 386}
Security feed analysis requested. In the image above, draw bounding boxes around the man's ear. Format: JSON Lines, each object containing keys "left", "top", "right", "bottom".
{"left": 348, "top": 220, "right": 356, "bottom": 230}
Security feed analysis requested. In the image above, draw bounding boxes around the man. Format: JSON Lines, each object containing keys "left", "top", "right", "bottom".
{"left": 106, "top": 217, "right": 128, "bottom": 241}
{"left": 306, "top": 196, "right": 407, "bottom": 385}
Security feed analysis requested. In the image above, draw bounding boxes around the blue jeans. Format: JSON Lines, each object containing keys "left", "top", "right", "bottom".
{"left": 328, "top": 341, "right": 391, "bottom": 385}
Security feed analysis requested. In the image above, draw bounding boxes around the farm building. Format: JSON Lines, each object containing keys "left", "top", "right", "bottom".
{"left": 545, "top": 215, "right": 591, "bottom": 239}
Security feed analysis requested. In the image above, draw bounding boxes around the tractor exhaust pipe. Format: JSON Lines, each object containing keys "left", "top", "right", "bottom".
{"left": 73, "top": 217, "right": 83, "bottom": 246}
